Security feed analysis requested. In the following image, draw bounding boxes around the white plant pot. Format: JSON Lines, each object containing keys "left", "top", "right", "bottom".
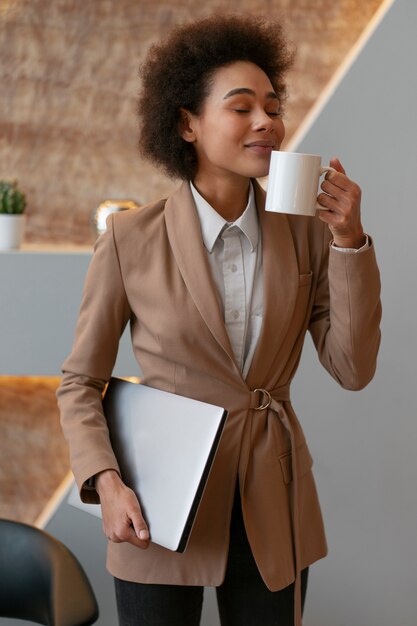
{"left": 0, "top": 214, "right": 26, "bottom": 250}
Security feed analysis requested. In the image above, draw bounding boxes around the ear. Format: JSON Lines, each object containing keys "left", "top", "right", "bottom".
{"left": 179, "top": 108, "right": 197, "bottom": 143}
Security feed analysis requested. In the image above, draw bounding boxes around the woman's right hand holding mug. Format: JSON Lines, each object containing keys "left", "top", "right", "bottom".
{"left": 95, "top": 469, "right": 150, "bottom": 549}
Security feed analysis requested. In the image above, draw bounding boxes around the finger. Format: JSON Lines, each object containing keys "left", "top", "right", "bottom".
{"left": 321, "top": 178, "right": 345, "bottom": 198}
{"left": 317, "top": 209, "right": 344, "bottom": 227}
{"left": 322, "top": 171, "right": 356, "bottom": 194}
{"left": 316, "top": 200, "right": 353, "bottom": 228}
{"left": 319, "top": 183, "right": 361, "bottom": 214}
{"left": 317, "top": 210, "right": 333, "bottom": 225}
{"left": 319, "top": 175, "right": 361, "bottom": 205}
{"left": 103, "top": 510, "right": 128, "bottom": 540}
{"left": 329, "top": 156, "right": 346, "bottom": 175}
{"left": 124, "top": 489, "right": 150, "bottom": 541}
{"left": 317, "top": 209, "right": 338, "bottom": 225}
{"left": 325, "top": 157, "right": 354, "bottom": 193}
{"left": 124, "top": 525, "right": 150, "bottom": 550}
{"left": 109, "top": 517, "right": 150, "bottom": 549}
{"left": 130, "top": 510, "right": 150, "bottom": 542}
{"left": 317, "top": 192, "right": 341, "bottom": 213}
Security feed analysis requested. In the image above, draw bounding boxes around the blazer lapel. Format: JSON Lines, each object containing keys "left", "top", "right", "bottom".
{"left": 164, "top": 181, "right": 237, "bottom": 366}
{"left": 246, "top": 181, "right": 299, "bottom": 387}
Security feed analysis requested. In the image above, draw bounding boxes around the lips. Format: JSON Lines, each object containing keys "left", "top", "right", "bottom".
{"left": 244, "top": 141, "right": 275, "bottom": 156}
{"left": 245, "top": 141, "right": 275, "bottom": 148}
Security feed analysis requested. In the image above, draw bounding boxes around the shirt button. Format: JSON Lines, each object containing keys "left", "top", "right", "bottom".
{"left": 230, "top": 264, "right": 237, "bottom": 273}
{"left": 232, "top": 310, "right": 240, "bottom": 320}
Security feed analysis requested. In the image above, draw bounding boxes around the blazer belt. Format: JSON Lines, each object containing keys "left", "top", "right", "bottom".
{"left": 249, "top": 384, "right": 290, "bottom": 411}
{"left": 249, "top": 384, "right": 302, "bottom": 626}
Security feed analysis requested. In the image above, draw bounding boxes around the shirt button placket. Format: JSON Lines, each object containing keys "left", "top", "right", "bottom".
{"left": 222, "top": 227, "right": 246, "bottom": 369}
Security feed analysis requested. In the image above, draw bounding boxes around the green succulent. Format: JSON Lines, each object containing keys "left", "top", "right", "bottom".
{"left": 0, "top": 180, "right": 26, "bottom": 215}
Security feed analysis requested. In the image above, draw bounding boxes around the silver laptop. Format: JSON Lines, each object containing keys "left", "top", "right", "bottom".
{"left": 68, "top": 377, "right": 227, "bottom": 553}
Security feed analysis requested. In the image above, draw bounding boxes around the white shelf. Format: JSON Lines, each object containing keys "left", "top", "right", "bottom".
{"left": 0, "top": 243, "right": 92, "bottom": 255}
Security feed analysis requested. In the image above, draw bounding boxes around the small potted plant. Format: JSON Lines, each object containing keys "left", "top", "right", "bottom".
{"left": 0, "top": 180, "right": 27, "bottom": 249}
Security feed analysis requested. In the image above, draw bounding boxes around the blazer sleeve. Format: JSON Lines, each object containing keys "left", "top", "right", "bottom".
{"left": 308, "top": 228, "right": 382, "bottom": 390}
{"left": 56, "top": 215, "right": 132, "bottom": 503}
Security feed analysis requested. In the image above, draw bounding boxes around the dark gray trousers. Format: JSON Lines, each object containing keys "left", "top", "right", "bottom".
{"left": 115, "top": 488, "right": 308, "bottom": 626}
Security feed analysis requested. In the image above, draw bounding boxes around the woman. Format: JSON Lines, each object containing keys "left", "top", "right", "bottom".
{"left": 57, "top": 14, "right": 381, "bottom": 626}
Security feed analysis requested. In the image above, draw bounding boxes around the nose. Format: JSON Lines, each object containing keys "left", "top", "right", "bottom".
{"left": 252, "top": 110, "right": 275, "bottom": 133}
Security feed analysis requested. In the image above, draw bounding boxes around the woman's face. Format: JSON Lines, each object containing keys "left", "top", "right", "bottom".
{"left": 181, "top": 61, "right": 285, "bottom": 185}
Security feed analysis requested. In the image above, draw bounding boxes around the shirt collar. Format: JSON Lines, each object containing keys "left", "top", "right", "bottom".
{"left": 189, "top": 181, "right": 259, "bottom": 253}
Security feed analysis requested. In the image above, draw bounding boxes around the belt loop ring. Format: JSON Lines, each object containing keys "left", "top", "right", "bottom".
{"left": 253, "top": 388, "right": 272, "bottom": 411}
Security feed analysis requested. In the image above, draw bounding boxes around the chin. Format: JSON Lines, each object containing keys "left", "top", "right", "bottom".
{"left": 249, "top": 166, "right": 270, "bottom": 179}
{"left": 250, "top": 158, "right": 272, "bottom": 179}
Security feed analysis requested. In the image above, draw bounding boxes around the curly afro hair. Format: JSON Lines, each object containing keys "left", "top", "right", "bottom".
{"left": 138, "top": 14, "right": 294, "bottom": 181}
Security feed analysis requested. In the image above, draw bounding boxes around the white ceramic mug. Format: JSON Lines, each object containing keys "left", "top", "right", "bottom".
{"left": 265, "top": 151, "right": 335, "bottom": 216}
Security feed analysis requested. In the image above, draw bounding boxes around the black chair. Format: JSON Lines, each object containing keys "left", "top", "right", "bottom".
{"left": 0, "top": 518, "right": 99, "bottom": 625}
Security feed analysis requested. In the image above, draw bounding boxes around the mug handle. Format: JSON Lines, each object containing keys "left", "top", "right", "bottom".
{"left": 315, "top": 166, "right": 337, "bottom": 212}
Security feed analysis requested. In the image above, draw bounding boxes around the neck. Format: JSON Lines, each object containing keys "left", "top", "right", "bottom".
{"left": 192, "top": 174, "right": 250, "bottom": 222}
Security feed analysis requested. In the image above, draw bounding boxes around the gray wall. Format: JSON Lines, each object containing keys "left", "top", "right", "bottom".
{"left": 0, "top": 249, "right": 138, "bottom": 376}
{"left": 293, "top": 0, "right": 417, "bottom": 624}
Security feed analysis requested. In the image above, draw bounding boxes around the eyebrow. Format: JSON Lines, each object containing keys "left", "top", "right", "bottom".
{"left": 223, "top": 87, "right": 279, "bottom": 100}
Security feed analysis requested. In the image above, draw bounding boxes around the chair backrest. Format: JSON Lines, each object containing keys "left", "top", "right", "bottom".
{"left": 0, "top": 519, "right": 99, "bottom": 626}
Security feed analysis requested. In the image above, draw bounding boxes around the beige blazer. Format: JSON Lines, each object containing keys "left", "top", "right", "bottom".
{"left": 57, "top": 180, "right": 381, "bottom": 594}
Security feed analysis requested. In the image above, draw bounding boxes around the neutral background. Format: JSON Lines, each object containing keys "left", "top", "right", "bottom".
{"left": 1, "top": 0, "right": 416, "bottom": 625}
{"left": 293, "top": 0, "right": 417, "bottom": 623}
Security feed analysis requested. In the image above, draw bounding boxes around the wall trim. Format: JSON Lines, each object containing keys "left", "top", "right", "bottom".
{"left": 287, "top": 0, "right": 397, "bottom": 151}
{"left": 34, "top": 470, "right": 74, "bottom": 529}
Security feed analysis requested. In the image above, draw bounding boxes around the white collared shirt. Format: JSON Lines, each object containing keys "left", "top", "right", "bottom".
{"left": 190, "top": 181, "right": 370, "bottom": 379}
{"left": 190, "top": 181, "right": 263, "bottom": 379}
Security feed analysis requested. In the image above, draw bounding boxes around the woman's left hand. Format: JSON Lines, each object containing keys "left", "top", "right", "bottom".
{"left": 317, "top": 157, "right": 367, "bottom": 249}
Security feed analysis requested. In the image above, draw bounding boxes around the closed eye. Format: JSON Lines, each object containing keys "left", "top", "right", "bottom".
{"left": 234, "top": 109, "right": 281, "bottom": 116}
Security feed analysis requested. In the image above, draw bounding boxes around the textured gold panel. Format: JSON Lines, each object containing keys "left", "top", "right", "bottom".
{"left": 0, "top": 377, "right": 69, "bottom": 523}
{"left": 0, "top": 0, "right": 383, "bottom": 244}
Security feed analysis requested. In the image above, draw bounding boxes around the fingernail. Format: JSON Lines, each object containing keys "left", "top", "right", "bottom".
{"left": 139, "top": 529, "right": 149, "bottom": 540}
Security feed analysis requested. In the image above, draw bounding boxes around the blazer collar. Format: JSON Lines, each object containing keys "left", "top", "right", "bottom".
{"left": 164, "top": 180, "right": 299, "bottom": 387}
{"left": 164, "top": 181, "right": 238, "bottom": 370}
{"left": 245, "top": 181, "right": 299, "bottom": 388}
